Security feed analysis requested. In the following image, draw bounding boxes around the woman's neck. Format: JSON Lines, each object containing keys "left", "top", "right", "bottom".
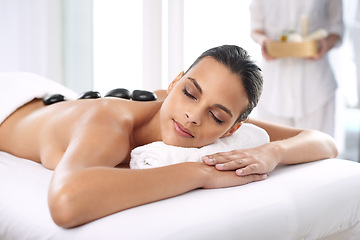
{"left": 132, "top": 104, "right": 162, "bottom": 148}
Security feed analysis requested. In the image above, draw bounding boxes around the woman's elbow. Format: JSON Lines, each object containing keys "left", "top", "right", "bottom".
{"left": 317, "top": 130, "right": 339, "bottom": 159}
{"left": 328, "top": 136, "right": 339, "bottom": 158}
{"left": 48, "top": 186, "right": 83, "bottom": 228}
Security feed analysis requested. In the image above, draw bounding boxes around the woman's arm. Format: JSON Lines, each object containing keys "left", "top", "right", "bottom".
{"left": 202, "top": 118, "right": 338, "bottom": 176}
{"left": 48, "top": 119, "right": 266, "bottom": 228}
{"left": 49, "top": 162, "right": 266, "bottom": 228}
{"left": 49, "top": 162, "right": 201, "bottom": 228}
{"left": 246, "top": 118, "right": 338, "bottom": 163}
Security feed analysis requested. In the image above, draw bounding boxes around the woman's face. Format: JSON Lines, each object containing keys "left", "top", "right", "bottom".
{"left": 160, "top": 57, "right": 249, "bottom": 148}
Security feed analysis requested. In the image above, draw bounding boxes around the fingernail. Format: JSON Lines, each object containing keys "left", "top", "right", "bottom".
{"left": 262, "top": 174, "right": 268, "bottom": 179}
{"left": 202, "top": 156, "right": 214, "bottom": 164}
{"left": 236, "top": 169, "right": 243, "bottom": 176}
{"left": 216, "top": 164, "right": 224, "bottom": 170}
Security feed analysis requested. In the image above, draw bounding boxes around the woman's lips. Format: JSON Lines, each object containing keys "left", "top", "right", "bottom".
{"left": 173, "top": 120, "right": 194, "bottom": 138}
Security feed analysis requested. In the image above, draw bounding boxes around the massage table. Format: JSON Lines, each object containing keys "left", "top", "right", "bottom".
{"left": 1, "top": 151, "right": 360, "bottom": 240}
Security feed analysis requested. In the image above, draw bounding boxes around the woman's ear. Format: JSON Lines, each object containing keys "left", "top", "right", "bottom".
{"left": 167, "top": 71, "right": 184, "bottom": 93}
{"left": 221, "top": 122, "right": 242, "bottom": 138}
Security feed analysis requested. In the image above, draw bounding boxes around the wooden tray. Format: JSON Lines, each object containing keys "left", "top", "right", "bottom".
{"left": 266, "top": 41, "right": 318, "bottom": 58}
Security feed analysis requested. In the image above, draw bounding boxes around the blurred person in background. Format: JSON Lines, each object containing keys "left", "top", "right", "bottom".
{"left": 349, "top": 1, "right": 360, "bottom": 108}
{"left": 249, "top": 0, "right": 344, "bottom": 136}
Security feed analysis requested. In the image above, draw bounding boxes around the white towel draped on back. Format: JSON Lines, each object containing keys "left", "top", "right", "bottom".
{"left": 0, "top": 72, "right": 78, "bottom": 125}
{"left": 130, "top": 123, "right": 270, "bottom": 169}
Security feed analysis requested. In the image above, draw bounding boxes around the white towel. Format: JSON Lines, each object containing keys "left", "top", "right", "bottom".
{"left": 0, "top": 72, "right": 78, "bottom": 125}
{"left": 130, "top": 123, "right": 270, "bottom": 169}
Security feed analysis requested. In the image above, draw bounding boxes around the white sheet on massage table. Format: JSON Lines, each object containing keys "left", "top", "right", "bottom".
{"left": 1, "top": 151, "right": 360, "bottom": 240}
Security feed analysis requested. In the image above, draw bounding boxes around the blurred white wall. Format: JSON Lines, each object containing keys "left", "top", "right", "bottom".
{"left": 0, "top": 0, "right": 63, "bottom": 82}
{"left": 0, "top": 0, "right": 93, "bottom": 94}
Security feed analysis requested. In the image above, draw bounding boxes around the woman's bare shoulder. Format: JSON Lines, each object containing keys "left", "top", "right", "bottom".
{"left": 44, "top": 98, "right": 162, "bottom": 167}
{"left": 0, "top": 98, "right": 162, "bottom": 169}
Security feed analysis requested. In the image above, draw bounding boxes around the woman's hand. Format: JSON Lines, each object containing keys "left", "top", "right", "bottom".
{"left": 198, "top": 163, "right": 268, "bottom": 189}
{"left": 201, "top": 143, "right": 281, "bottom": 177}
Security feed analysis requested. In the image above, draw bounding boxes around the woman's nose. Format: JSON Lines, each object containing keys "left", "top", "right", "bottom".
{"left": 185, "top": 111, "right": 201, "bottom": 125}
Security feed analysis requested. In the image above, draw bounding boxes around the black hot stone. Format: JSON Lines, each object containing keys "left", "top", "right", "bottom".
{"left": 78, "top": 91, "right": 101, "bottom": 99}
{"left": 43, "top": 94, "right": 65, "bottom": 105}
{"left": 132, "top": 90, "right": 157, "bottom": 101}
{"left": 105, "top": 88, "right": 131, "bottom": 100}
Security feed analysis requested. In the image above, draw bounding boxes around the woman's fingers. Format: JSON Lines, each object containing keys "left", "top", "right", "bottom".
{"left": 235, "top": 164, "right": 269, "bottom": 177}
{"left": 202, "top": 151, "right": 256, "bottom": 173}
{"left": 202, "top": 148, "right": 276, "bottom": 177}
{"left": 216, "top": 161, "right": 266, "bottom": 177}
{"left": 202, "top": 151, "right": 249, "bottom": 165}
{"left": 202, "top": 166, "right": 269, "bottom": 189}
{"left": 214, "top": 159, "right": 247, "bottom": 171}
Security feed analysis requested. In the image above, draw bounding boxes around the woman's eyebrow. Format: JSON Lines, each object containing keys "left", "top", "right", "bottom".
{"left": 187, "top": 77, "right": 203, "bottom": 94}
{"left": 214, "top": 104, "right": 233, "bottom": 118}
{"left": 187, "top": 77, "right": 233, "bottom": 118}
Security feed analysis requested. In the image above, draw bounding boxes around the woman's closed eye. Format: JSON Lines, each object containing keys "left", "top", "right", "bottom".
{"left": 210, "top": 111, "right": 224, "bottom": 125}
{"left": 182, "top": 87, "right": 197, "bottom": 101}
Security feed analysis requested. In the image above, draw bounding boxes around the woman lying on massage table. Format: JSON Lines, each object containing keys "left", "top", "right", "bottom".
{"left": 0, "top": 45, "right": 337, "bottom": 228}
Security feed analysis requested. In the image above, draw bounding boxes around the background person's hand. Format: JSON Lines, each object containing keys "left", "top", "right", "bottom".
{"left": 310, "top": 34, "right": 340, "bottom": 60}
{"left": 261, "top": 38, "right": 276, "bottom": 61}
{"left": 310, "top": 38, "right": 328, "bottom": 60}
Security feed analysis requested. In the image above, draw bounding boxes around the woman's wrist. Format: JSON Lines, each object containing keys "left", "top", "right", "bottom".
{"left": 264, "top": 141, "right": 285, "bottom": 165}
{"left": 176, "top": 162, "right": 212, "bottom": 189}
{"left": 193, "top": 162, "right": 214, "bottom": 188}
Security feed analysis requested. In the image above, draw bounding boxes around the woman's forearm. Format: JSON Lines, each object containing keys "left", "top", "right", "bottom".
{"left": 49, "top": 160, "right": 266, "bottom": 228}
{"left": 49, "top": 163, "right": 206, "bottom": 228}
{"left": 268, "top": 129, "right": 338, "bottom": 165}
{"left": 246, "top": 118, "right": 338, "bottom": 165}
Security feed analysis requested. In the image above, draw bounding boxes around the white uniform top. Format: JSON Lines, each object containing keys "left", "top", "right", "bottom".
{"left": 250, "top": 0, "right": 344, "bottom": 118}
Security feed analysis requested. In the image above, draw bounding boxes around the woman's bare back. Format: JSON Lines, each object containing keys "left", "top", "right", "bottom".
{"left": 0, "top": 98, "right": 162, "bottom": 169}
